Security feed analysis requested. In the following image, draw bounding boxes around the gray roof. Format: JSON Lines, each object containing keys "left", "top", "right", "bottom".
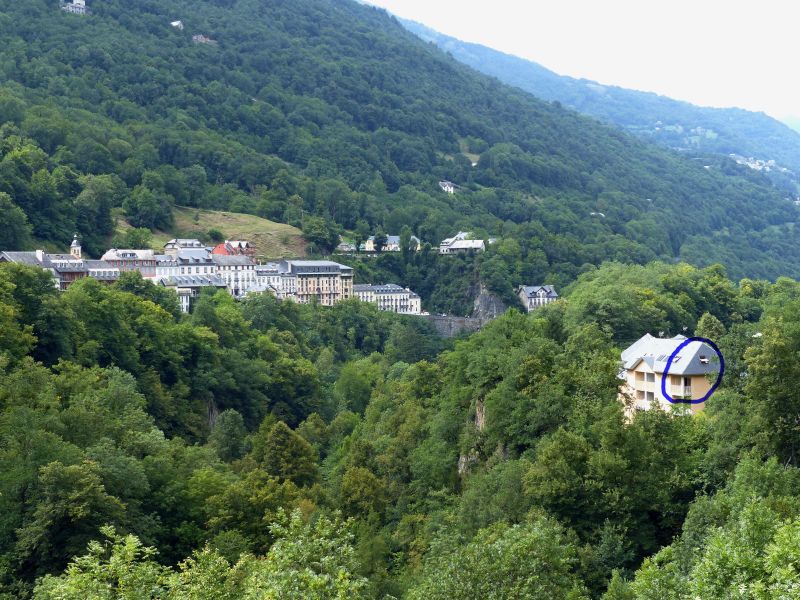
{"left": 255, "top": 263, "right": 280, "bottom": 274}
{"left": 176, "top": 249, "right": 214, "bottom": 263}
{"left": 519, "top": 285, "right": 559, "bottom": 299}
{"left": 621, "top": 334, "right": 719, "bottom": 376}
{"left": 281, "top": 260, "right": 353, "bottom": 275}
{"left": 101, "top": 249, "right": 155, "bottom": 261}
{"left": 368, "top": 235, "right": 420, "bottom": 245}
{"left": 0, "top": 251, "right": 48, "bottom": 267}
{"left": 158, "top": 275, "right": 228, "bottom": 289}
{"left": 47, "top": 255, "right": 87, "bottom": 272}
{"left": 211, "top": 254, "right": 256, "bottom": 266}
{"left": 85, "top": 259, "right": 115, "bottom": 269}
{"left": 165, "top": 239, "right": 205, "bottom": 248}
{"left": 354, "top": 283, "right": 412, "bottom": 294}
{"left": 85, "top": 260, "right": 120, "bottom": 280}
{"left": 47, "top": 253, "right": 79, "bottom": 261}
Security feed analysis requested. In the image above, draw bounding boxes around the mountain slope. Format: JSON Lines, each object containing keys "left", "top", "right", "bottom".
{"left": 0, "top": 0, "right": 799, "bottom": 286}
{"left": 404, "top": 19, "right": 800, "bottom": 194}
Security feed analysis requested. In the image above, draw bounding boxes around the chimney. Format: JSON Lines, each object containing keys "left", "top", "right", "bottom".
{"left": 35, "top": 249, "right": 45, "bottom": 262}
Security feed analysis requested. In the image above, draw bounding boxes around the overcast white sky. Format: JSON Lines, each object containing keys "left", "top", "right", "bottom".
{"left": 365, "top": 0, "right": 799, "bottom": 122}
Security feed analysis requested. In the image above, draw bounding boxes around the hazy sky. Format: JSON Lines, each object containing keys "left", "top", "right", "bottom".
{"left": 364, "top": 0, "right": 799, "bottom": 121}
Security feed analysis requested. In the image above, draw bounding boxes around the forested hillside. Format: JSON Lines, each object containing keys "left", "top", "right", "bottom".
{"left": 5, "top": 2, "right": 800, "bottom": 598}
{"left": 3, "top": 259, "right": 800, "bottom": 598}
{"left": 2, "top": 0, "right": 800, "bottom": 293}
{"left": 405, "top": 19, "right": 800, "bottom": 194}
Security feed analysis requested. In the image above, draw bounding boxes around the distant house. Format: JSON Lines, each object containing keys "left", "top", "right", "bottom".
{"left": 517, "top": 285, "right": 558, "bottom": 312}
{"left": 619, "top": 334, "right": 720, "bottom": 416}
{"left": 353, "top": 283, "right": 422, "bottom": 314}
{"left": 439, "top": 232, "right": 486, "bottom": 254}
{"left": 211, "top": 240, "right": 255, "bottom": 258}
{"left": 170, "top": 20, "right": 184, "bottom": 30}
{"left": 164, "top": 239, "right": 206, "bottom": 256}
{"left": 60, "top": 0, "right": 88, "bottom": 15}
{"left": 192, "top": 34, "right": 218, "bottom": 45}
{"left": 439, "top": 180, "right": 457, "bottom": 194}
{"left": 336, "top": 241, "right": 357, "bottom": 253}
{"left": 363, "top": 234, "right": 421, "bottom": 252}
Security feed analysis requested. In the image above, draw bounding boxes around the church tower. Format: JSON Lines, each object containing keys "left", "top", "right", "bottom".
{"left": 70, "top": 234, "right": 81, "bottom": 259}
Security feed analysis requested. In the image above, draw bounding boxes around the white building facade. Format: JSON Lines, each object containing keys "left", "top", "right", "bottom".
{"left": 517, "top": 285, "right": 559, "bottom": 311}
{"left": 212, "top": 254, "right": 257, "bottom": 298}
{"left": 353, "top": 283, "right": 422, "bottom": 314}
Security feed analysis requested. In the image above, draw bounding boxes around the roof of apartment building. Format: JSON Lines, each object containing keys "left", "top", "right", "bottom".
{"left": 353, "top": 283, "right": 418, "bottom": 297}
{"left": 621, "top": 334, "right": 719, "bottom": 376}
{"left": 155, "top": 254, "right": 177, "bottom": 265}
{"left": 175, "top": 249, "right": 214, "bottom": 263}
{"left": 101, "top": 249, "right": 155, "bottom": 261}
{"left": 518, "top": 285, "right": 558, "bottom": 299}
{"left": 440, "top": 231, "right": 473, "bottom": 246}
{"left": 211, "top": 254, "right": 256, "bottom": 266}
{"left": 280, "top": 260, "right": 353, "bottom": 275}
{"left": 255, "top": 262, "right": 281, "bottom": 274}
{"left": 158, "top": 275, "right": 228, "bottom": 289}
{"left": 0, "top": 251, "right": 52, "bottom": 267}
{"left": 84, "top": 260, "right": 120, "bottom": 279}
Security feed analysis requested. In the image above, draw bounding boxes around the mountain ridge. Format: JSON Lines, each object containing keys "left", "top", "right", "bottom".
{"left": 403, "top": 18, "right": 800, "bottom": 194}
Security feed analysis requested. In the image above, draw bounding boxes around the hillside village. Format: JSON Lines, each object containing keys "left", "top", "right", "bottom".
{"left": 0, "top": 232, "right": 555, "bottom": 317}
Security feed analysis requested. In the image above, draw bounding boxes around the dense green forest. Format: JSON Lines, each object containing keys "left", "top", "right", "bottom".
{"left": 5, "top": 1, "right": 800, "bottom": 597}
{"left": 3, "top": 259, "right": 800, "bottom": 598}
{"left": 3, "top": 0, "right": 800, "bottom": 298}
{"left": 404, "top": 19, "right": 800, "bottom": 195}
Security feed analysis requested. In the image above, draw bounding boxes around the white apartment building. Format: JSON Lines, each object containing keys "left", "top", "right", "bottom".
{"left": 353, "top": 283, "right": 422, "bottom": 314}
{"left": 154, "top": 255, "right": 179, "bottom": 279}
{"left": 101, "top": 249, "right": 157, "bottom": 278}
{"left": 212, "top": 254, "right": 257, "bottom": 298}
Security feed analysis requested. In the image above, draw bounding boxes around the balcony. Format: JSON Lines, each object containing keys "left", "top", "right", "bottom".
{"left": 671, "top": 386, "right": 692, "bottom": 400}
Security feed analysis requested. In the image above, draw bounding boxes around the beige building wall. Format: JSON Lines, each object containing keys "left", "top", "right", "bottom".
{"left": 295, "top": 272, "right": 352, "bottom": 306}
{"left": 622, "top": 362, "right": 713, "bottom": 416}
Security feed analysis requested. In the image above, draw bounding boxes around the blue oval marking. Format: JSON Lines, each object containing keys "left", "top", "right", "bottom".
{"left": 659, "top": 336, "right": 724, "bottom": 404}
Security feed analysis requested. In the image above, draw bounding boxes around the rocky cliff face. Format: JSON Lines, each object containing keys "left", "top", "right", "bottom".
{"left": 472, "top": 283, "right": 506, "bottom": 323}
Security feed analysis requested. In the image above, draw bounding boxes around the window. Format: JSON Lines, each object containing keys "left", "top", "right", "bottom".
{"left": 646, "top": 391, "right": 654, "bottom": 402}
{"left": 636, "top": 390, "right": 645, "bottom": 400}
{"left": 645, "top": 373, "right": 655, "bottom": 383}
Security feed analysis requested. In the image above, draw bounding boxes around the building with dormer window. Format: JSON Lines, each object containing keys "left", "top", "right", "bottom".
{"left": 517, "top": 285, "right": 559, "bottom": 312}
{"left": 619, "top": 334, "right": 720, "bottom": 415}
